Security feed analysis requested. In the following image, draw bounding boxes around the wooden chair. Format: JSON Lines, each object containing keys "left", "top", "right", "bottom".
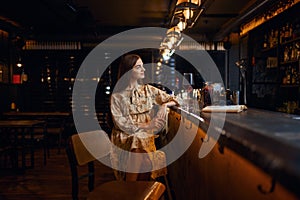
{"left": 45, "top": 116, "right": 66, "bottom": 154}
{"left": 28, "top": 121, "right": 49, "bottom": 166}
{"left": 66, "top": 130, "right": 166, "bottom": 200}
{"left": 0, "top": 129, "right": 17, "bottom": 170}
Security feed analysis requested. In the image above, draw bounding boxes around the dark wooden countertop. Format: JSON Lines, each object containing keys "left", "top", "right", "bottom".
{"left": 172, "top": 107, "right": 300, "bottom": 197}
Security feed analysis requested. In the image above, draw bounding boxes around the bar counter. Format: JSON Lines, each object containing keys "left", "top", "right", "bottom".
{"left": 165, "top": 107, "right": 300, "bottom": 200}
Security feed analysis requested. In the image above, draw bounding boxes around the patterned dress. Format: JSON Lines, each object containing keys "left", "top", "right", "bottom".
{"left": 110, "top": 84, "right": 179, "bottom": 180}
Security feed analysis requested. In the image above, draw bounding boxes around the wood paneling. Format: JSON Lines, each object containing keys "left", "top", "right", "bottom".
{"left": 165, "top": 111, "right": 298, "bottom": 200}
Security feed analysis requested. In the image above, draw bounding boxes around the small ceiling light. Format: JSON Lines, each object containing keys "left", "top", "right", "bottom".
{"left": 16, "top": 57, "right": 22, "bottom": 67}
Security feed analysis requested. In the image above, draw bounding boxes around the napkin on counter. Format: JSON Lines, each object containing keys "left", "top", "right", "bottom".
{"left": 202, "top": 105, "right": 247, "bottom": 113}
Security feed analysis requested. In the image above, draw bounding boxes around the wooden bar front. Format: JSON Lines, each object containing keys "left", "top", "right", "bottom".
{"left": 162, "top": 108, "right": 300, "bottom": 200}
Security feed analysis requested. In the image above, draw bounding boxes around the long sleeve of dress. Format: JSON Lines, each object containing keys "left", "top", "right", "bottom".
{"left": 110, "top": 93, "right": 139, "bottom": 134}
{"left": 147, "top": 84, "right": 180, "bottom": 106}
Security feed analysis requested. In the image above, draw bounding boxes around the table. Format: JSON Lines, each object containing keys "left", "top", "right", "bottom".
{"left": 0, "top": 120, "right": 46, "bottom": 170}
{"left": 3, "top": 111, "right": 71, "bottom": 118}
{"left": 3, "top": 112, "right": 72, "bottom": 153}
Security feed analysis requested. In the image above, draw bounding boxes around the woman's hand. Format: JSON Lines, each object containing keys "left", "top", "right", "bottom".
{"left": 137, "top": 116, "right": 166, "bottom": 134}
{"left": 156, "top": 104, "right": 168, "bottom": 120}
{"left": 149, "top": 116, "right": 166, "bottom": 132}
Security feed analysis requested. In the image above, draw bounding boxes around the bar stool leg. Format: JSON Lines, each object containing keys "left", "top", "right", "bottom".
{"left": 163, "top": 175, "right": 173, "bottom": 200}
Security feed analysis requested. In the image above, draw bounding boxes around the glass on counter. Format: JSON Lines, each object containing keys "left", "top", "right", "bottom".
{"left": 181, "top": 73, "right": 194, "bottom": 111}
{"left": 200, "top": 82, "right": 226, "bottom": 107}
{"left": 177, "top": 81, "right": 228, "bottom": 114}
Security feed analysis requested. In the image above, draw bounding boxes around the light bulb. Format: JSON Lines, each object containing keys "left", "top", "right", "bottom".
{"left": 183, "top": 9, "right": 193, "bottom": 19}
{"left": 177, "top": 21, "right": 187, "bottom": 31}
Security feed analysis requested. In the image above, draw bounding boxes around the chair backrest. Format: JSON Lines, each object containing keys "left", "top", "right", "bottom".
{"left": 66, "top": 130, "right": 111, "bottom": 200}
{"left": 71, "top": 130, "right": 111, "bottom": 165}
{"left": 71, "top": 133, "right": 96, "bottom": 165}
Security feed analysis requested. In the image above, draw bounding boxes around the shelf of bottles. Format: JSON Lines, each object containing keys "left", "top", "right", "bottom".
{"left": 241, "top": 0, "right": 300, "bottom": 36}
{"left": 248, "top": 2, "right": 300, "bottom": 113}
{"left": 261, "top": 17, "right": 300, "bottom": 86}
{"left": 263, "top": 21, "right": 300, "bottom": 113}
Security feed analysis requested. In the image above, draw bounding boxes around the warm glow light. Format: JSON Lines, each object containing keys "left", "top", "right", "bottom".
{"left": 183, "top": 9, "right": 193, "bottom": 19}
{"left": 16, "top": 63, "right": 22, "bottom": 67}
{"left": 162, "top": 52, "right": 170, "bottom": 61}
{"left": 176, "top": 0, "right": 200, "bottom": 6}
{"left": 177, "top": 21, "right": 187, "bottom": 31}
{"left": 166, "top": 41, "right": 173, "bottom": 49}
{"left": 173, "top": 0, "right": 202, "bottom": 29}
{"left": 164, "top": 49, "right": 170, "bottom": 54}
{"left": 165, "top": 26, "right": 182, "bottom": 48}
{"left": 240, "top": 0, "right": 300, "bottom": 36}
{"left": 21, "top": 73, "right": 28, "bottom": 82}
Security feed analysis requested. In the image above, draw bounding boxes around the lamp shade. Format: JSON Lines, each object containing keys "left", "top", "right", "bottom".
{"left": 176, "top": 0, "right": 201, "bottom": 7}
{"left": 173, "top": 0, "right": 202, "bottom": 28}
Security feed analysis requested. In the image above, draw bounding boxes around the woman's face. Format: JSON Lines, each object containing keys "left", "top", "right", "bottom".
{"left": 131, "top": 58, "right": 145, "bottom": 80}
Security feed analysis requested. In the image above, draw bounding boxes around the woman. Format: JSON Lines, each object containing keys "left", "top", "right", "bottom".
{"left": 110, "top": 54, "right": 179, "bottom": 181}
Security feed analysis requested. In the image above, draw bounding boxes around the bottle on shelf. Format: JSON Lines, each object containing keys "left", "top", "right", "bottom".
{"left": 293, "top": 19, "right": 300, "bottom": 38}
{"left": 288, "top": 45, "right": 293, "bottom": 61}
{"left": 263, "top": 34, "right": 268, "bottom": 48}
{"left": 291, "top": 67, "right": 298, "bottom": 84}
{"left": 280, "top": 26, "right": 285, "bottom": 43}
{"left": 286, "top": 65, "right": 292, "bottom": 84}
{"left": 273, "top": 30, "right": 278, "bottom": 46}
{"left": 283, "top": 46, "right": 289, "bottom": 62}
{"left": 269, "top": 29, "right": 274, "bottom": 48}
{"left": 296, "top": 72, "right": 300, "bottom": 85}
{"left": 289, "top": 23, "right": 293, "bottom": 40}
{"left": 10, "top": 102, "right": 17, "bottom": 111}
{"left": 297, "top": 45, "right": 300, "bottom": 60}
{"left": 290, "top": 44, "right": 297, "bottom": 61}
{"left": 284, "top": 23, "right": 291, "bottom": 42}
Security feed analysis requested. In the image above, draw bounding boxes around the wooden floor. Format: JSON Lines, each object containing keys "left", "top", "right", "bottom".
{"left": 0, "top": 147, "right": 116, "bottom": 200}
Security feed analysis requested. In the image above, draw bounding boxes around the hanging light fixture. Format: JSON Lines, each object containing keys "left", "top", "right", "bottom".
{"left": 176, "top": 0, "right": 200, "bottom": 19}
{"left": 172, "top": 0, "right": 203, "bottom": 29}
{"left": 159, "top": 26, "right": 184, "bottom": 61}
{"left": 165, "top": 27, "right": 183, "bottom": 48}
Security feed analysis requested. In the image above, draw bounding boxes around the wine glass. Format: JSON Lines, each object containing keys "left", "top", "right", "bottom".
{"left": 182, "top": 73, "right": 194, "bottom": 111}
